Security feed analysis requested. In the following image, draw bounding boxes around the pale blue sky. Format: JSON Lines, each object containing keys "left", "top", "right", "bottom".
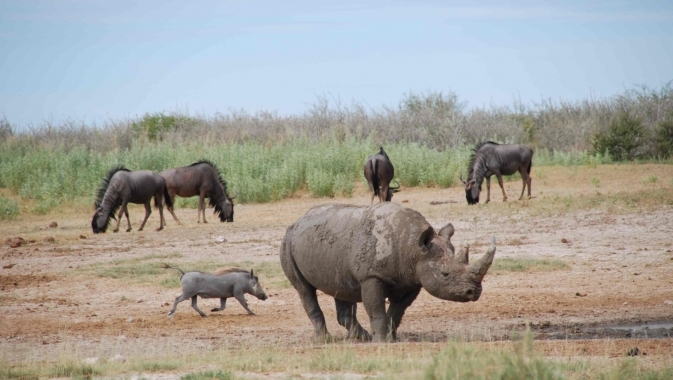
{"left": 1, "top": 0, "right": 672, "bottom": 128}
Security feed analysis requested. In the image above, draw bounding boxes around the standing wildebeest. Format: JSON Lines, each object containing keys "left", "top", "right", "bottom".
{"left": 364, "top": 147, "right": 400, "bottom": 204}
{"left": 160, "top": 160, "right": 237, "bottom": 224}
{"left": 463, "top": 141, "right": 533, "bottom": 205}
{"left": 280, "top": 202, "right": 496, "bottom": 342}
{"left": 91, "top": 166, "right": 173, "bottom": 233}
{"left": 164, "top": 266, "right": 268, "bottom": 317}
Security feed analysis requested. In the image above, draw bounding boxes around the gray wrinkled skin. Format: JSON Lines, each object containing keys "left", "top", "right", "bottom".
{"left": 167, "top": 268, "right": 268, "bottom": 317}
{"left": 280, "top": 203, "right": 496, "bottom": 343}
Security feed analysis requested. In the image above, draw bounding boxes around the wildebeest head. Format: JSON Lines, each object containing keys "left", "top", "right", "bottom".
{"left": 461, "top": 175, "right": 480, "bottom": 205}
{"left": 248, "top": 269, "right": 268, "bottom": 300}
{"left": 91, "top": 207, "right": 115, "bottom": 234}
{"left": 385, "top": 180, "right": 401, "bottom": 202}
{"left": 416, "top": 224, "right": 495, "bottom": 302}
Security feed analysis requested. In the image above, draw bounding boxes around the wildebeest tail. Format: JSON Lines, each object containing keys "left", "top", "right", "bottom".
{"left": 161, "top": 185, "right": 174, "bottom": 211}
{"left": 162, "top": 263, "right": 185, "bottom": 279}
{"left": 371, "top": 159, "right": 380, "bottom": 198}
{"left": 527, "top": 159, "right": 532, "bottom": 175}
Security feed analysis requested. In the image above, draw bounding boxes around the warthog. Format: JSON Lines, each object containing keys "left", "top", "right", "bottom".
{"left": 165, "top": 266, "right": 268, "bottom": 317}
{"left": 280, "top": 202, "right": 496, "bottom": 342}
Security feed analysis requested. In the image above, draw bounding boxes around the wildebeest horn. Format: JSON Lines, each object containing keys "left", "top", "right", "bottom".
{"left": 229, "top": 190, "right": 239, "bottom": 199}
{"left": 460, "top": 174, "right": 467, "bottom": 185}
{"left": 455, "top": 245, "right": 469, "bottom": 264}
{"left": 389, "top": 180, "right": 401, "bottom": 190}
{"left": 469, "top": 236, "right": 496, "bottom": 279}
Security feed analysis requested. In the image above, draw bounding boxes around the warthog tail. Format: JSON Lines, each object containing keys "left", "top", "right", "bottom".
{"left": 162, "top": 263, "right": 185, "bottom": 278}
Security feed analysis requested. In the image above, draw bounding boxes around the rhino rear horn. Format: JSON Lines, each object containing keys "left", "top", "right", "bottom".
{"left": 455, "top": 245, "right": 469, "bottom": 264}
{"left": 469, "top": 236, "right": 496, "bottom": 279}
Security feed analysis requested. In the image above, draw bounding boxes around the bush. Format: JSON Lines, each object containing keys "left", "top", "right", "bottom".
{"left": 592, "top": 113, "right": 645, "bottom": 161}
{"left": 654, "top": 115, "right": 673, "bottom": 159}
{"left": 0, "top": 195, "right": 19, "bottom": 220}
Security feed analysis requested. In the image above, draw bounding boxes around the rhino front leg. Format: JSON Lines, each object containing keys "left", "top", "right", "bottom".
{"left": 211, "top": 297, "right": 227, "bottom": 312}
{"left": 361, "top": 279, "right": 392, "bottom": 343}
{"left": 387, "top": 288, "right": 421, "bottom": 341}
{"left": 190, "top": 295, "right": 207, "bottom": 317}
{"left": 335, "top": 299, "right": 371, "bottom": 341}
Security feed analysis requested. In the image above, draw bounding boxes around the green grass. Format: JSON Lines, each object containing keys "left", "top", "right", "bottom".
{"left": 491, "top": 257, "right": 569, "bottom": 274}
{"left": 0, "top": 195, "right": 19, "bottom": 220}
{"left": 0, "top": 138, "right": 620, "bottom": 214}
{"left": 181, "top": 370, "right": 234, "bottom": 380}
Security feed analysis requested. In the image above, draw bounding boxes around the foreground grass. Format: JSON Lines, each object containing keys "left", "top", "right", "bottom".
{"left": 76, "top": 254, "right": 290, "bottom": 290}
{"left": 2, "top": 334, "right": 672, "bottom": 380}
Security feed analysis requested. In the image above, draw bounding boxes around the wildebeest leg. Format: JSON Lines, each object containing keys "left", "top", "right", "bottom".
{"left": 361, "top": 279, "right": 392, "bottom": 342}
{"left": 167, "top": 293, "right": 190, "bottom": 317}
{"left": 198, "top": 191, "right": 208, "bottom": 223}
{"left": 485, "top": 177, "right": 491, "bottom": 204}
{"left": 386, "top": 288, "right": 421, "bottom": 341}
{"left": 335, "top": 299, "right": 371, "bottom": 341}
{"left": 370, "top": 192, "right": 375, "bottom": 205}
{"left": 165, "top": 194, "right": 182, "bottom": 225}
{"left": 137, "top": 202, "right": 152, "bottom": 231}
{"left": 380, "top": 182, "right": 389, "bottom": 203}
{"left": 190, "top": 295, "right": 207, "bottom": 317}
{"left": 211, "top": 298, "right": 227, "bottom": 312}
{"left": 156, "top": 195, "right": 165, "bottom": 231}
{"left": 114, "top": 201, "right": 129, "bottom": 233}
{"left": 495, "top": 173, "right": 508, "bottom": 202}
{"left": 234, "top": 292, "right": 255, "bottom": 315}
{"left": 518, "top": 168, "right": 532, "bottom": 200}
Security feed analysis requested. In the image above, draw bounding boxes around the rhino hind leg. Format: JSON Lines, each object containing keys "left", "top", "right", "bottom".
{"left": 386, "top": 289, "right": 421, "bottom": 341}
{"left": 190, "top": 295, "right": 207, "bottom": 317}
{"left": 335, "top": 299, "right": 371, "bottom": 341}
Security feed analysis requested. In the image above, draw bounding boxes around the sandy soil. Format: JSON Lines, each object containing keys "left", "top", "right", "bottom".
{"left": 1, "top": 164, "right": 673, "bottom": 364}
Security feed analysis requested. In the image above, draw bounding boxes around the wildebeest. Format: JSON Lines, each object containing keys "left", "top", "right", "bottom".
{"left": 463, "top": 141, "right": 533, "bottom": 204}
{"left": 160, "top": 160, "right": 237, "bottom": 224}
{"left": 91, "top": 166, "right": 173, "bottom": 233}
{"left": 364, "top": 147, "right": 400, "bottom": 204}
{"left": 280, "top": 202, "right": 496, "bottom": 342}
{"left": 164, "top": 265, "right": 268, "bottom": 317}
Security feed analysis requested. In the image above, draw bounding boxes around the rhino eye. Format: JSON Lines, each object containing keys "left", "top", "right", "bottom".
{"left": 466, "top": 289, "right": 473, "bottom": 296}
{"left": 441, "top": 272, "right": 449, "bottom": 277}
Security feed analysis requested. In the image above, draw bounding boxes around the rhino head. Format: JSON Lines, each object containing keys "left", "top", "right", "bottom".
{"left": 416, "top": 224, "right": 496, "bottom": 302}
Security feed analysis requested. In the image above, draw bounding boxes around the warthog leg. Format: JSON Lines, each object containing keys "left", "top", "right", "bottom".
{"left": 361, "top": 279, "right": 393, "bottom": 343}
{"left": 137, "top": 202, "right": 152, "bottom": 232}
{"left": 167, "top": 293, "right": 191, "bottom": 317}
{"left": 234, "top": 292, "right": 255, "bottom": 315}
{"left": 335, "top": 299, "right": 371, "bottom": 341}
{"left": 190, "top": 295, "right": 207, "bottom": 317}
{"left": 387, "top": 288, "right": 421, "bottom": 341}
{"left": 211, "top": 297, "right": 227, "bottom": 312}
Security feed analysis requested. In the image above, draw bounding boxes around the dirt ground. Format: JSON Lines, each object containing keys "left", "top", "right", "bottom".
{"left": 1, "top": 164, "right": 673, "bottom": 366}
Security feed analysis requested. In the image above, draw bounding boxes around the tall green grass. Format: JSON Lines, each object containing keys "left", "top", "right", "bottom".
{"left": 0, "top": 138, "right": 616, "bottom": 214}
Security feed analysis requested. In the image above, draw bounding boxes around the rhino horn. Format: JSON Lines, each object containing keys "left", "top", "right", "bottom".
{"left": 455, "top": 244, "right": 469, "bottom": 264}
{"left": 469, "top": 236, "right": 496, "bottom": 279}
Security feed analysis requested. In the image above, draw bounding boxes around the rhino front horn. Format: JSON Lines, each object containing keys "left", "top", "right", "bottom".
{"left": 469, "top": 235, "right": 496, "bottom": 279}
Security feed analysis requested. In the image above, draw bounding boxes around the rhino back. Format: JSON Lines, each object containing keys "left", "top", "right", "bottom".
{"left": 283, "top": 203, "right": 430, "bottom": 301}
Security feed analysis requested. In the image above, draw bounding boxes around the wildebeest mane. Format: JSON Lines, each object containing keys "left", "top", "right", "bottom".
{"left": 212, "top": 267, "right": 249, "bottom": 276}
{"left": 190, "top": 159, "right": 230, "bottom": 222}
{"left": 466, "top": 141, "right": 499, "bottom": 178}
{"left": 94, "top": 165, "right": 130, "bottom": 209}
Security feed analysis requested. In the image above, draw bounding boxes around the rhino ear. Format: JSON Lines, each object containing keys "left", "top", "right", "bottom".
{"left": 438, "top": 223, "right": 454, "bottom": 240}
{"left": 419, "top": 226, "right": 435, "bottom": 249}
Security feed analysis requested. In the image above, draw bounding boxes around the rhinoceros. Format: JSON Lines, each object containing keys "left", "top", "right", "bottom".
{"left": 280, "top": 202, "right": 496, "bottom": 342}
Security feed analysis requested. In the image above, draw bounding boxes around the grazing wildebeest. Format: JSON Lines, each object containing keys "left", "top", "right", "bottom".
{"left": 160, "top": 160, "right": 237, "bottom": 224}
{"left": 463, "top": 141, "right": 533, "bottom": 205}
{"left": 280, "top": 202, "right": 496, "bottom": 342}
{"left": 91, "top": 166, "right": 173, "bottom": 233}
{"left": 164, "top": 265, "right": 268, "bottom": 317}
{"left": 364, "top": 147, "right": 400, "bottom": 204}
